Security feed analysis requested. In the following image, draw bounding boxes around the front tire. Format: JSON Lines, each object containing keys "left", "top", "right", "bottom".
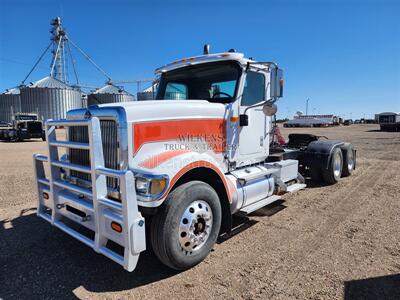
{"left": 150, "top": 181, "right": 222, "bottom": 270}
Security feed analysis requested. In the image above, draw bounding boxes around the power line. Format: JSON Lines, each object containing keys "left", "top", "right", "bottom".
{"left": 21, "top": 42, "right": 53, "bottom": 84}
{"left": 67, "top": 35, "right": 112, "bottom": 81}
{"left": 67, "top": 41, "right": 79, "bottom": 85}
{"left": 0, "top": 57, "right": 46, "bottom": 69}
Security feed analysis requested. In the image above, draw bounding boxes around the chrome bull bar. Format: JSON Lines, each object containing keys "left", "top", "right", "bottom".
{"left": 33, "top": 117, "right": 145, "bottom": 272}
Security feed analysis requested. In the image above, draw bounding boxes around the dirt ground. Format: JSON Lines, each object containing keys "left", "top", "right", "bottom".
{"left": 1, "top": 124, "right": 399, "bottom": 299}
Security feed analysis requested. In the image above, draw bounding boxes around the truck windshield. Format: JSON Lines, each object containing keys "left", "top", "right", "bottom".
{"left": 156, "top": 61, "right": 241, "bottom": 103}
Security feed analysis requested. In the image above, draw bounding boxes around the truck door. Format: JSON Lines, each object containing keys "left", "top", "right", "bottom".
{"left": 236, "top": 70, "right": 270, "bottom": 166}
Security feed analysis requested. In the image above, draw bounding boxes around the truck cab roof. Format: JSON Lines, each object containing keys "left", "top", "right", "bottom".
{"left": 155, "top": 52, "right": 257, "bottom": 74}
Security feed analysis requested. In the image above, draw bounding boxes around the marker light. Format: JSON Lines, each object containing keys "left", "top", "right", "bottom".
{"left": 150, "top": 178, "right": 167, "bottom": 195}
{"left": 43, "top": 192, "right": 49, "bottom": 200}
{"left": 111, "top": 221, "right": 122, "bottom": 233}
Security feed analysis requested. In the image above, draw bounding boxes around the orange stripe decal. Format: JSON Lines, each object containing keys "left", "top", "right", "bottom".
{"left": 138, "top": 150, "right": 191, "bottom": 169}
{"left": 160, "top": 160, "right": 232, "bottom": 203}
{"left": 133, "top": 119, "right": 226, "bottom": 154}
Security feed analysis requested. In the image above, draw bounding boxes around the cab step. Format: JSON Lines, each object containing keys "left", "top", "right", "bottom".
{"left": 286, "top": 183, "right": 306, "bottom": 193}
{"left": 240, "top": 195, "right": 281, "bottom": 214}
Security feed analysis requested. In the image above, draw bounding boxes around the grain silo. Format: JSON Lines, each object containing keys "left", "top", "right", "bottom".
{"left": 137, "top": 84, "right": 156, "bottom": 101}
{"left": 137, "top": 91, "right": 155, "bottom": 101}
{"left": 0, "top": 87, "right": 21, "bottom": 123}
{"left": 87, "top": 84, "right": 134, "bottom": 106}
{"left": 20, "top": 76, "right": 82, "bottom": 121}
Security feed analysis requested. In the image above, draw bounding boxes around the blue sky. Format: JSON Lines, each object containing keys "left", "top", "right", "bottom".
{"left": 0, "top": 0, "right": 399, "bottom": 119}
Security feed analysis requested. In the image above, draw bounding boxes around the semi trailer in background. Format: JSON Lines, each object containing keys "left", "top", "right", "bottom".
{"left": 284, "top": 114, "right": 341, "bottom": 127}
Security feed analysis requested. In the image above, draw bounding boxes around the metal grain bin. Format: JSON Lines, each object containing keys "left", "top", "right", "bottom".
{"left": 0, "top": 87, "right": 21, "bottom": 123}
{"left": 87, "top": 84, "right": 134, "bottom": 106}
{"left": 137, "top": 91, "right": 155, "bottom": 101}
{"left": 20, "top": 76, "right": 82, "bottom": 121}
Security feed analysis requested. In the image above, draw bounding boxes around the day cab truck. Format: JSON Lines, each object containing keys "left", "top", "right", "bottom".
{"left": 376, "top": 112, "right": 400, "bottom": 131}
{"left": 0, "top": 113, "right": 45, "bottom": 141}
{"left": 33, "top": 49, "right": 356, "bottom": 272}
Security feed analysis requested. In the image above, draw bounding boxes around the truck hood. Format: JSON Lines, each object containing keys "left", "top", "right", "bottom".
{"left": 99, "top": 100, "right": 229, "bottom": 123}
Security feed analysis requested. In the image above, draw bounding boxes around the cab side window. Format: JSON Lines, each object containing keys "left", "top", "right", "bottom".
{"left": 241, "top": 71, "right": 265, "bottom": 106}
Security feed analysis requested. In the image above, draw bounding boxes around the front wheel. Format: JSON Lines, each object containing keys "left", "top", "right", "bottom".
{"left": 150, "top": 181, "right": 222, "bottom": 270}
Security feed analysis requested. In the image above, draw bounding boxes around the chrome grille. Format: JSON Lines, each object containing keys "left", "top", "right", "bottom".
{"left": 69, "top": 120, "right": 119, "bottom": 189}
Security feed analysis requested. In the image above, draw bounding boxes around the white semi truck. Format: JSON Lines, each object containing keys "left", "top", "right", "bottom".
{"left": 33, "top": 49, "right": 356, "bottom": 272}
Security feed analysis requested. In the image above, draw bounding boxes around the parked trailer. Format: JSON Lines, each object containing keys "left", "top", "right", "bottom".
{"left": 283, "top": 114, "right": 339, "bottom": 128}
{"left": 33, "top": 50, "right": 356, "bottom": 272}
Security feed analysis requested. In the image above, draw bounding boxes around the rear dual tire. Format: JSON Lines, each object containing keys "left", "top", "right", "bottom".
{"left": 341, "top": 144, "right": 355, "bottom": 177}
{"left": 321, "top": 147, "right": 343, "bottom": 184}
{"left": 310, "top": 144, "right": 355, "bottom": 184}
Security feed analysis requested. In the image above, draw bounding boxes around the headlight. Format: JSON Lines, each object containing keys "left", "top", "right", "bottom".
{"left": 135, "top": 177, "right": 151, "bottom": 194}
{"left": 135, "top": 174, "right": 168, "bottom": 198}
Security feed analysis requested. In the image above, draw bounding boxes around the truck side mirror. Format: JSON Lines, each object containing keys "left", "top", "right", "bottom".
{"left": 270, "top": 68, "right": 283, "bottom": 98}
{"left": 262, "top": 103, "right": 277, "bottom": 116}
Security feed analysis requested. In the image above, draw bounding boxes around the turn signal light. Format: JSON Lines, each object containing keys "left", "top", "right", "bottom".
{"left": 111, "top": 221, "right": 122, "bottom": 233}
{"left": 43, "top": 192, "right": 49, "bottom": 200}
{"left": 230, "top": 116, "right": 239, "bottom": 123}
{"left": 150, "top": 178, "right": 167, "bottom": 194}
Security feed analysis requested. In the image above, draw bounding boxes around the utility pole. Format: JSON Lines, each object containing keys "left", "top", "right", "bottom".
{"left": 306, "top": 98, "right": 310, "bottom": 116}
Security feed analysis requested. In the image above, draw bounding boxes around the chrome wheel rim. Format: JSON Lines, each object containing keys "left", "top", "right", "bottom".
{"left": 333, "top": 152, "right": 342, "bottom": 177}
{"left": 178, "top": 200, "right": 213, "bottom": 254}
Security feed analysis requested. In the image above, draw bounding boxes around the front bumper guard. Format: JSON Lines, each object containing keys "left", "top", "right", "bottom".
{"left": 33, "top": 117, "right": 145, "bottom": 272}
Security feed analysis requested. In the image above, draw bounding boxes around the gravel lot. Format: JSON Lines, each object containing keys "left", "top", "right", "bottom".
{"left": 1, "top": 124, "right": 399, "bottom": 299}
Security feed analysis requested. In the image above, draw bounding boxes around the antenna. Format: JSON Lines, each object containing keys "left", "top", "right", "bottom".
{"left": 203, "top": 44, "right": 210, "bottom": 55}
{"left": 306, "top": 98, "right": 310, "bottom": 116}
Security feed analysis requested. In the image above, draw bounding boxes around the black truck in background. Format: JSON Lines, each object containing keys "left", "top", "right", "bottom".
{"left": 0, "top": 113, "right": 45, "bottom": 141}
